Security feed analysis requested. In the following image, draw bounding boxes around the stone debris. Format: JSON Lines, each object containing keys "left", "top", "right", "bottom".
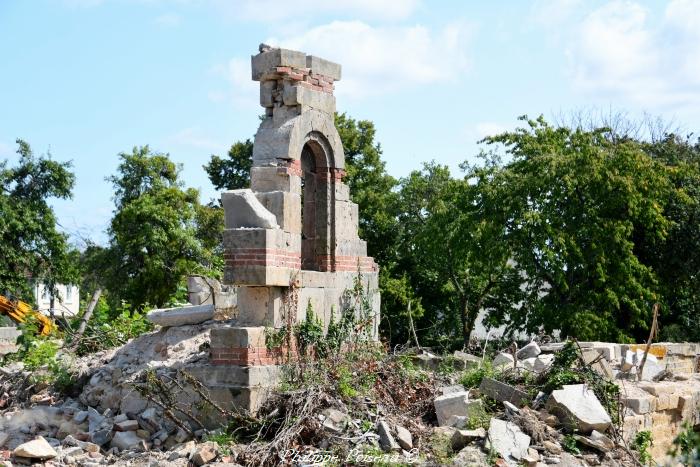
{"left": 450, "top": 427, "right": 486, "bottom": 450}
{"left": 377, "top": 421, "right": 400, "bottom": 452}
{"left": 479, "top": 377, "right": 529, "bottom": 407}
{"left": 434, "top": 391, "right": 484, "bottom": 427}
{"left": 147, "top": 304, "right": 215, "bottom": 327}
{"left": 191, "top": 441, "right": 219, "bottom": 466}
{"left": 493, "top": 352, "right": 515, "bottom": 368}
{"left": 546, "top": 384, "right": 612, "bottom": 433}
{"left": 486, "top": 418, "right": 531, "bottom": 466}
{"left": 13, "top": 436, "right": 57, "bottom": 460}
{"left": 516, "top": 341, "right": 541, "bottom": 360}
{"left": 452, "top": 351, "right": 481, "bottom": 370}
{"left": 394, "top": 424, "right": 413, "bottom": 450}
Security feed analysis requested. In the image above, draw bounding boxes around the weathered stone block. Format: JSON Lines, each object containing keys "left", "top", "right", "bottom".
{"left": 282, "top": 83, "right": 336, "bottom": 113}
{"left": 255, "top": 191, "right": 301, "bottom": 234}
{"left": 434, "top": 392, "right": 484, "bottom": 427}
{"left": 222, "top": 189, "right": 278, "bottom": 229}
{"left": 306, "top": 55, "right": 341, "bottom": 80}
{"left": 236, "top": 287, "right": 285, "bottom": 326}
{"left": 479, "top": 377, "right": 529, "bottom": 407}
{"left": 546, "top": 384, "right": 612, "bottom": 433}
{"left": 251, "top": 167, "right": 301, "bottom": 194}
{"left": 486, "top": 419, "right": 530, "bottom": 464}
{"left": 252, "top": 48, "right": 307, "bottom": 80}
{"left": 147, "top": 304, "right": 214, "bottom": 327}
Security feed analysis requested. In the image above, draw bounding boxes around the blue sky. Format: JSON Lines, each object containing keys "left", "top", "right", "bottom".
{"left": 2, "top": 0, "right": 699, "bottom": 244}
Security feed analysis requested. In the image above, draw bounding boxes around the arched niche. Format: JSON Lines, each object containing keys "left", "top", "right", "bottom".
{"left": 300, "top": 136, "right": 335, "bottom": 271}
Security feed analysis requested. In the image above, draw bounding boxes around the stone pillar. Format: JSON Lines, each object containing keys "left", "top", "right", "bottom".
{"left": 203, "top": 46, "right": 381, "bottom": 416}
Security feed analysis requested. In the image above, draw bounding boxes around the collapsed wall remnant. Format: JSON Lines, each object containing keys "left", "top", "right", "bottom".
{"left": 204, "top": 46, "right": 380, "bottom": 413}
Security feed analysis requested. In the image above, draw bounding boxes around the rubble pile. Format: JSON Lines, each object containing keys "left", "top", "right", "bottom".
{"left": 0, "top": 331, "right": 698, "bottom": 466}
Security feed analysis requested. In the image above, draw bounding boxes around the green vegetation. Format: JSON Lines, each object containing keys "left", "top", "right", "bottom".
{"left": 0, "top": 140, "right": 79, "bottom": 302}
{"left": 668, "top": 423, "right": 700, "bottom": 465}
{"left": 632, "top": 430, "right": 653, "bottom": 465}
{"left": 562, "top": 434, "right": 581, "bottom": 455}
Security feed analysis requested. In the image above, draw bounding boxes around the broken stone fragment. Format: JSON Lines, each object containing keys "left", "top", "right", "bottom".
{"left": 453, "top": 351, "right": 481, "bottom": 370}
{"left": 321, "top": 408, "right": 350, "bottom": 434}
{"left": 13, "top": 436, "right": 57, "bottom": 460}
{"left": 479, "top": 377, "right": 529, "bottom": 407}
{"left": 486, "top": 418, "right": 531, "bottom": 465}
{"left": 111, "top": 431, "right": 146, "bottom": 452}
{"left": 411, "top": 352, "right": 443, "bottom": 371}
{"left": 533, "top": 354, "right": 555, "bottom": 373}
{"left": 221, "top": 189, "right": 279, "bottom": 229}
{"left": 377, "top": 421, "right": 400, "bottom": 452}
{"left": 493, "top": 352, "right": 514, "bottom": 368}
{"left": 451, "top": 427, "right": 486, "bottom": 450}
{"left": 546, "top": 384, "right": 612, "bottom": 433}
{"left": 582, "top": 350, "right": 613, "bottom": 379}
{"left": 137, "top": 407, "right": 161, "bottom": 433}
{"left": 395, "top": 425, "right": 412, "bottom": 450}
{"left": 114, "top": 419, "right": 139, "bottom": 432}
{"left": 516, "top": 341, "right": 541, "bottom": 360}
{"left": 434, "top": 391, "right": 484, "bottom": 427}
{"left": 191, "top": 441, "right": 219, "bottom": 466}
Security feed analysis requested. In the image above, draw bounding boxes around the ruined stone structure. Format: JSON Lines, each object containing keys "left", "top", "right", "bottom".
{"left": 204, "top": 47, "right": 380, "bottom": 413}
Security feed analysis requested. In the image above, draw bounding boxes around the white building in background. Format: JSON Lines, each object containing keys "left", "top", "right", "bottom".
{"left": 33, "top": 283, "right": 80, "bottom": 317}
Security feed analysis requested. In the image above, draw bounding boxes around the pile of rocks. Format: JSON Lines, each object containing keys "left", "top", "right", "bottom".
{"left": 0, "top": 403, "right": 238, "bottom": 466}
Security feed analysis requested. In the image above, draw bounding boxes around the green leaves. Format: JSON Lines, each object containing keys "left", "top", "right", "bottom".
{"left": 104, "top": 147, "right": 215, "bottom": 310}
{"left": 0, "top": 140, "right": 78, "bottom": 301}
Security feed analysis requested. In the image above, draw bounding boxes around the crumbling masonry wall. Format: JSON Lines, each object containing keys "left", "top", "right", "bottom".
{"left": 204, "top": 47, "right": 380, "bottom": 413}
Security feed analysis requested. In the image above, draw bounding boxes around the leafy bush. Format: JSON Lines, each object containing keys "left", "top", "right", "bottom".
{"left": 459, "top": 361, "right": 495, "bottom": 389}
{"left": 69, "top": 298, "right": 153, "bottom": 355}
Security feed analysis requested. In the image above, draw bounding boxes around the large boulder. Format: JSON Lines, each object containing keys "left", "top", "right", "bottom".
{"left": 546, "top": 384, "right": 612, "bottom": 433}
{"left": 486, "top": 419, "right": 531, "bottom": 466}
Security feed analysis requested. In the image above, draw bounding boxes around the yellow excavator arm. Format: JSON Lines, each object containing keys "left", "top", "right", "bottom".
{"left": 0, "top": 295, "right": 54, "bottom": 336}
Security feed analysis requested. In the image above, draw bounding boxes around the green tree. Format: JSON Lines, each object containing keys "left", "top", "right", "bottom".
{"left": 0, "top": 139, "right": 79, "bottom": 302}
{"left": 104, "top": 146, "right": 213, "bottom": 310}
{"left": 397, "top": 162, "right": 524, "bottom": 348}
{"left": 204, "top": 140, "right": 254, "bottom": 190}
{"left": 642, "top": 134, "right": 700, "bottom": 341}
{"left": 482, "top": 116, "right": 673, "bottom": 341}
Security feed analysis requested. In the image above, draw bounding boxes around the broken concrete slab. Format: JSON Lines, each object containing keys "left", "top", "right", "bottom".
{"left": 546, "top": 384, "right": 612, "bottom": 433}
{"left": 479, "top": 377, "right": 530, "bottom": 407}
{"left": 516, "top": 341, "right": 541, "bottom": 360}
{"left": 147, "top": 304, "right": 215, "bottom": 327}
{"left": 434, "top": 392, "right": 484, "bottom": 427}
{"left": 486, "top": 418, "right": 531, "bottom": 465}
{"left": 111, "top": 431, "right": 146, "bottom": 452}
{"left": 412, "top": 352, "right": 443, "bottom": 371}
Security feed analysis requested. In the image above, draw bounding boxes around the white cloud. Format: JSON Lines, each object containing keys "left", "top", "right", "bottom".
{"left": 209, "top": 57, "right": 259, "bottom": 109}
{"left": 154, "top": 12, "right": 182, "bottom": 27}
{"left": 566, "top": 0, "right": 700, "bottom": 109}
{"left": 212, "top": 0, "right": 420, "bottom": 22}
{"left": 263, "top": 20, "right": 472, "bottom": 99}
{"left": 169, "top": 127, "right": 226, "bottom": 153}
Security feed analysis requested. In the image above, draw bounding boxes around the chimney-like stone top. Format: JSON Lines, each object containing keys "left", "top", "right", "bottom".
{"left": 251, "top": 47, "right": 341, "bottom": 82}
